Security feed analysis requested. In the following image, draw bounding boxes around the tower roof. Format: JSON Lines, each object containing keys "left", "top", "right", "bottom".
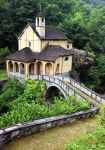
{"left": 37, "top": 12, "right": 45, "bottom": 18}
{"left": 30, "top": 23, "right": 69, "bottom": 40}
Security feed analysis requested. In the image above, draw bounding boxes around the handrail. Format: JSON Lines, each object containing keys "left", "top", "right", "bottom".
{"left": 53, "top": 75, "right": 105, "bottom": 104}
{"left": 8, "top": 72, "right": 105, "bottom": 105}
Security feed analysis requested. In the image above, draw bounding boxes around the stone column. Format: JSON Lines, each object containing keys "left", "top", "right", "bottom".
{"left": 18, "top": 63, "right": 21, "bottom": 75}
{"left": 25, "top": 63, "right": 29, "bottom": 78}
{"left": 13, "top": 62, "right": 15, "bottom": 75}
{"left": 34, "top": 62, "right": 36, "bottom": 75}
{"left": 14, "top": 62, "right": 16, "bottom": 73}
{"left": 43, "top": 63, "right": 46, "bottom": 75}
{"left": 53, "top": 63, "right": 55, "bottom": 75}
{"left": 6, "top": 60, "right": 9, "bottom": 76}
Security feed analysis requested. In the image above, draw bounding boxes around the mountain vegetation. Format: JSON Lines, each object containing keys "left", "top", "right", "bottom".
{"left": 0, "top": 0, "right": 105, "bottom": 92}
{"left": 83, "top": 0, "right": 105, "bottom": 6}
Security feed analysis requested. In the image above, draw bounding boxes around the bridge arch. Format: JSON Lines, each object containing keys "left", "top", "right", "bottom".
{"left": 45, "top": 82, "right": 68, "bottom": 100}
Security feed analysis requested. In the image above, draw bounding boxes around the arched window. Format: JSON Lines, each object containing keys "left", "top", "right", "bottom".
{"left": 42, "top": 18, "right": 44, "bottom": 23}
{"left": 65, "top": 57, "right": 69, "bottom": 61}
{"left": 37, "top": 18, "right": 39, "bottom": 26}
{"left": 28, "top": 41, "right": 31, "bottom": 47}
{"left": 67, "top": 43, "right": 69, "bottom": 49}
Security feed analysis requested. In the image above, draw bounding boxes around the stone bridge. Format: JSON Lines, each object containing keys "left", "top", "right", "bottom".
{"left": 8, "top": 72, "right": 105, "bottom": 105}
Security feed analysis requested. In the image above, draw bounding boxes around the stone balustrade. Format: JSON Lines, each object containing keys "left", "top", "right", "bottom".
{"left": 8, "top": 73, "right": 105, "bottom": 105}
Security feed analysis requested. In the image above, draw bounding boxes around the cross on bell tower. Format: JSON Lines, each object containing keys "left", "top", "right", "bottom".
{"left": 39, "top": 0, "right": 42, "bottom": 14}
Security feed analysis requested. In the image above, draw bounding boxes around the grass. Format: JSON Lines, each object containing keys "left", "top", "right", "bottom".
{"left": 66, "top": 126, "right": 105, "bottom": 150}
{"left": 0, "top": 69, "right": 7, "bottom": 81}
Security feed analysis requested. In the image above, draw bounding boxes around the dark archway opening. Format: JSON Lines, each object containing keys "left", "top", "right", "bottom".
{"left": 45, "top": 86, "right": 64, "bottom": 102}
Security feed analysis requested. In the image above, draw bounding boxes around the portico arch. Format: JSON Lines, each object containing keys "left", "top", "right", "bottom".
{"left": 45, "top": 63, "right": 53, "bottom": 75}
{"left": 20, "top": 63, "right": 25, "bottom": 74}
{"left": 14, "top": 62, "right": 19, "bottom": 73}
{"left": 29, "top": 63, "right": 34, "bottom": 75}
{"left": 55, "top": 64, "right": 60, "bottom": 74}
{"left": 36, "top": 61, "right": 43, "bottom": 74}
{"left": 8, "top": 61, "right": 13, "bottom": 72}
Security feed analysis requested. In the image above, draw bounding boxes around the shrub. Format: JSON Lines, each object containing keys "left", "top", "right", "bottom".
{"left": 0, "top": 78, "right": 24, "bottom": 113}
{"left": 0, "top": 96, "right": 90, "bottom": 129}
{"left": 23, "top": 79, "right": 46, "bottom": 103}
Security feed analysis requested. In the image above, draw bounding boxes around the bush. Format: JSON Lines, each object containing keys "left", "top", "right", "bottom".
{"left": 0, "top": 96, "right": 90, "bottom": 129}
{"left": 0, "top": 78, "right": 24, "bottom": 113}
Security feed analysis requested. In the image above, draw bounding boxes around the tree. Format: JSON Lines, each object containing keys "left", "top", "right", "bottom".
{"left": 0, "top": 48, "right": 10, "bottom": 67}
{"left": 0, "top": 78, "right": 24, "bottom": 113}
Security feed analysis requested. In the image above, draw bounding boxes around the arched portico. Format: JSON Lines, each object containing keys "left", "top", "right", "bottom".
{"left": 20, "top": 63, "right": 25, "bottom": 74}
{"left": 45, "top": 63, "right": 53, "bottom": 75}
{"left": 29, "top": 63, "right": 35, "bottom": 75}
{"left": 14, "top": 62, "right": 19, "bottom": 73}
{"left": 8, "top": 61, "right": 13, "bottom": 72}
{"left": 36, "top": 61, "right": 43, "bottom": 74}
{"left": 55, "top": 64, "right": 60, "bottom": 74}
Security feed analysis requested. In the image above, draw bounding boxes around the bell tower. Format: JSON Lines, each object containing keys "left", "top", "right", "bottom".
{"left": 36, "top": 12, "right": 45, "bottom": 38}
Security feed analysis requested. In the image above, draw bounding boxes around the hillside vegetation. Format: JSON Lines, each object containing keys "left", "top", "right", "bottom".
{"left": 83, "top": 0, "right": 105, "bottom": 6}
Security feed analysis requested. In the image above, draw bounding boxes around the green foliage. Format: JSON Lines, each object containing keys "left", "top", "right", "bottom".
{"left": 65, "top": 126, "right": 105, "bottom": 150}
{"left": 65, "top": 105, "right": 105, "bottom": 150}
{"left": 44, "top": 4, "right": 64, "bottom": 26}
{"left": 0, "top": 48, "right": 10, "bottom": 66}
{"left": 0, "top": 69, "right": 7, "bottom": 81}
{"left": 23, "top": 79, "right": 46, "bottom": 103}
{"left": 99, "top": 106, "right": 105, "bottom": 126}
{"left": 83, "top": 0, "right": 105, "bottom": 7}
{"left": 69, "top": 68, "right": 80, "bottom": 81}
{"left": 87, "top": 55, "right": 105, "bottom": 91}
{"left": 0, "top": 79, "right": 90, "bottom": 129}
{"left": 0, "top": 78, "right": 24, "bottom": 113}
{"left": 0, "top": 96, "right": 90, "bottom": 129}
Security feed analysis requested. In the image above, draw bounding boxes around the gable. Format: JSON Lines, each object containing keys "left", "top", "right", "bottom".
{"left": 18, "top": 24, "right": 39, "bottom": 40}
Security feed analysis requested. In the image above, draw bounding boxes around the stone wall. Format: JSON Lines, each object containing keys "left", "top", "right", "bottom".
{"left": 0, "top": 107, "right": 99, "bottom": 148}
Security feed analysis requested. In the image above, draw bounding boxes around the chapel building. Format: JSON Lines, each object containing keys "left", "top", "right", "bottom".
{"left": 6, "top": 13, "right": 87, "bottom": 78}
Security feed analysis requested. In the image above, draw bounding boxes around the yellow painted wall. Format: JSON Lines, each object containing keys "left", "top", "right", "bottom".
{"left": 18, "top": 25, "right": 41, "bottom": 52}
{"left": 18, "top": 25, "right": 73, "bottom": 53}
{"left": 62, "top": 56, "right": 72, "bottom": 73}
{"left": 41, "top": 40, "right": 69, "bottom": 50}
{"left": 54, "top": 56, "right": 72, "bottom": 74}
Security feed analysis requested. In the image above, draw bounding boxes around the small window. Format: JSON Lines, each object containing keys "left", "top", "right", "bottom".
{"left": 37, "top": 18, "right": 39, "bottom": 26}
{"left": 42, "top": 18, "right": 44, "bottom": 23}
{"left": 29, "top": 41, "right": 31, "bottom": 47}
{"left": 65, "top": 57, "right": 69, "bottom": 61}
{"left": 67, "top": 43, "right": 69, "bottom": 49}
